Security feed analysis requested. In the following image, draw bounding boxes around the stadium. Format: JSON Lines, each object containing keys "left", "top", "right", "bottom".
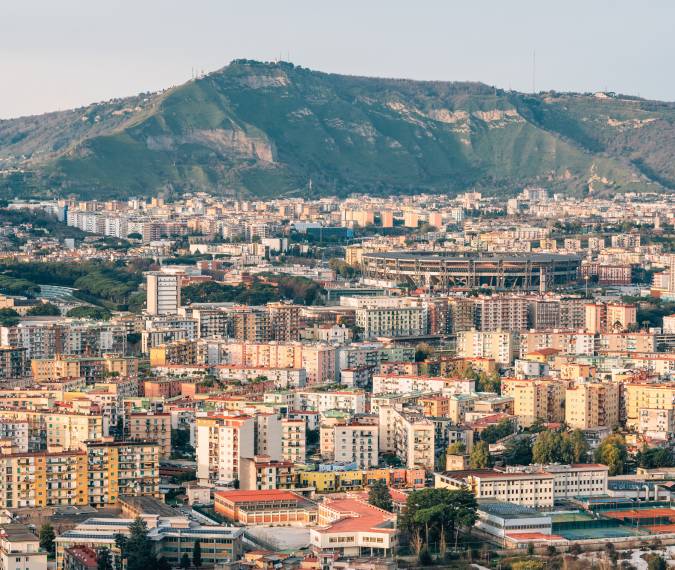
{"left": 361, "top": 252, "right": 581, "bottom": 292}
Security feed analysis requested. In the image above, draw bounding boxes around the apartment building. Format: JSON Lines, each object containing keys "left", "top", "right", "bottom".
{"left": 0, "top": 524, "right": 47, "bottom": 570}
{"left": 146, "top": 272, "right": 181, "bottom": 316}
{"left": 456, "top": 330, "right": 518, "bottom": 366}
{"left": 0, "top": 450, "right": 88, "bottom": 508}
{"left": 196, "top": 415, "right": 255, "bottom": 484}
{"left": 86, "top": 441, "right": 161, "bottom": 506}
{"left": 31, "top": 355, "right": 138, "bottom": 383}
{"left": 501, "top": 377, "right": 566, "bottom": 427}
{"left": 419, "top": 395, "right": 450, "bottom": 418}
{"left": 585, "top": 302, "right": 638, "bottom": 334}
{"left": 332, "top": 420, "right": 379, "bottom": 469}
{"left": 565, "top": 381, "right": 621, "bottom": 429}
{"left": 45, "top": 411, "right": 107, "bottom": 451}
{"left": 378, "top": 407, "right": 434, "bottom": 469}
{"left": 475, "top": 296, "right": 528, "bottom": 332}
{"left": 239, "top": 455, "right": 296, "bottom": 491}
{"left": 219, "top": 341, "right": 337, "bottom": 384}
{"left": 281, "top": 418, "right": 306, "bottom": 463}
{"left": 355, "top": 305, "right": 428, "bottom": 340}
{"left": 255, "top": 413, "right": 282, "bottom": 460}
{"left": 624, "top": 382, "right": 675, "bottom": 428}
{"left": 0, "top": 420, "right": 29, "bottom": 453}
{"left": 638, "top": 408, "right": 675, "bottom": 441}
{"left": 125, "top": 412, "right": 171, "bottom": 458}
{"left": 270, "top": 389, "right": 367, "bottom": 415}
{"left": 598, "top": 332, "right": 656, "bottom": 354}
{"left": 298, "top": 468, "right": 426, "bottom": 493}
{"left": 519, "top": 330, "right": 595, "bottom": 357}
{"left": 267, "top": 302, "right": 301, "bottom": 341}
{"left": 373, "top": 374, "right": 459, "bottom": 396}
{"left": 149, "top": 340, "right": 198, "bottom": 367}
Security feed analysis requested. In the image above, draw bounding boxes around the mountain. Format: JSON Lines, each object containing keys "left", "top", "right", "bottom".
{"left": 1, "top": 60, "right": 674, "bottom": 200}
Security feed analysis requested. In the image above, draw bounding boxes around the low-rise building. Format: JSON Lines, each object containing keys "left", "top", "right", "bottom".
{"left": 310, "top": 496, "right": 397, "bottom": 558}
{"left": 214, "top": 490, "right": 318, "bottom": 525}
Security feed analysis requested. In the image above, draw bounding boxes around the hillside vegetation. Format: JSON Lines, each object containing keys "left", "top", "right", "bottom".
{"left": 1, "top": 60, "right": 674, "bottom": 199}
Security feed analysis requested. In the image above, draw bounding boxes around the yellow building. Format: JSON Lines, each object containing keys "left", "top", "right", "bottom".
{"left": 501, "top": 377, "right": 566, "bottom": 427}
{"left": 149, "top": 340, "right": 198, "bottom": 367}
{"left": 599, "top": 332, "right": 656, "bottom": 354}
{"left": 419, "top": 395, "right": 450, "bottom": 418}
{"left": 624, "top": 383, "right": 675, "bottom": 428}
{"left": 45, "top": 411, "right": 106, "bottom": 451}
{"left": 0, "top": 450, "right": 88, "bottom": 508}
{"left": 126, "top": 412, "right": 171, "bottom": 458}
{"left": 31, "top": 357, "right": 81, "bottom": 381}
{"left": 565, "top": 382, "right": 621, "bottom": 429}
{"left": 31, "top": 355, "right": 138, "bottom": 382}
{"left": 86, "top": 440, "right": 161, "bottom": 507}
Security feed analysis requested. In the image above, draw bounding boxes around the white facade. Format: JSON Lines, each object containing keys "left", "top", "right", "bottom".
{"left": 146, "top": 272, "right": 181, "bottom": 316}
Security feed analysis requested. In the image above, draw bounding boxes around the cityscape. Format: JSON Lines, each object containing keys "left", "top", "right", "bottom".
{"left": 1, "top": 2, "right": 675, "bottom": 570}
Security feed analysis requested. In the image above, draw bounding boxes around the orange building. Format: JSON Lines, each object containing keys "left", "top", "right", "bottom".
{"left": 214, "top": 489, "right": 317, "bottom": 525}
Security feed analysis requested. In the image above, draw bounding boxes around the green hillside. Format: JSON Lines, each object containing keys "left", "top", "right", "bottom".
{"left": 1, "top": 60, "right": 673, "bottom": 199}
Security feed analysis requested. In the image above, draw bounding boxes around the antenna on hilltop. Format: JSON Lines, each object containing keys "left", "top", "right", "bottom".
{"left": 532, "top": 50, "right": 536, "bottom": 94}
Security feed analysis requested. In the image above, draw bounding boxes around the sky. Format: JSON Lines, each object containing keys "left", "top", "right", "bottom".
{"left": 1, "top": 0, "right": 674, "bottom": 119}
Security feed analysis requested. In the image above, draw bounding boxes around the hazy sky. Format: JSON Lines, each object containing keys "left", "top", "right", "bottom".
{"left": 1, "top": 0, "right": 674, "bottom": 119}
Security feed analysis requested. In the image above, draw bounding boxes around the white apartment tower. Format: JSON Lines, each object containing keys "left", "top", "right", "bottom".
{"left": 146, "top": 271, "right": 181, "bottom": 315}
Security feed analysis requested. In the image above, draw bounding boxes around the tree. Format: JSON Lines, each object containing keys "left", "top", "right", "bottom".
{"left": 595, "top": 434, "right": 628, "bottom": 475}
{"left": 123, "top": 518, "right": 156, "bottom": 570}
{"left": 180, "top": 553, "right": 191, "bottom": 569}
{"left": 447, "top": 442, "right": 466, "bottom": 455}
{"left": 503, "top": 437, "right": 533, "bottom": 466}
{"left": 512, "top": 562, "right": 546, "bottom": 570}
{"left": 401, "top": 488, "right": 478, "bottom": 549}
{"left": 0, "top": 308, "right": 20, "bottom": 327}
{"left": 27, "top": 302, "right": 61, "bottom": 316}
{"left": 67, "top": 305, "right": 112, "bottom": 320}
{"left": 410, "top": 528, "right": 424, "bottom": 557}
{"left": 647, "top": 554, "right": 667, "bottom": 570}
{"left": 480, "top": 418, "right": 514, "bottom": 444}
{"left": 569, "top": 429, "right": 590, "bottom": 463}
{"left": 637, "top": 446, "right": 675, "bottom": 469}
{"left": 192, "top": 541, "right": 202, "bottom": 569}
{"left": 469, "top": 441, "right": 491, "bottom": 468}
{"left": 39, "top": 524, "right": 55, "bottom": 556}
{"left": 532, "top": 430, "right": 582, "bottom": 465}
{"left": 114, "top": 533, "right": 128, "bottom": 558}
{"left": 368, "top": 480, "right": 393, "bottom": 512}
{"left": 414, "top": 342, "right": 433, "bottom": 362}
{"left": 476, "top": 371, "right": 501, "bottom": 394}
{"left": 97, "top": 548, "right": 113, "bottom": 570}
{"left": 418, "top": 547, "right": 432, "bottom": 565}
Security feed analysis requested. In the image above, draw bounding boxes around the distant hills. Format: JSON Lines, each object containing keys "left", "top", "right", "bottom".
{"left": 1, "top": 60, "right": 674, "bottom": 200}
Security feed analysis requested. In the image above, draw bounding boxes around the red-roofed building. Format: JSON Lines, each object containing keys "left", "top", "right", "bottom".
{"left": 310, "top": 496, "right": 397, "bottom": 558}
{"left": 63, "top": 546, "right": 98, "bottom": 570}
{"left": 214, "top": 489, "right": 318, "bottom": 525}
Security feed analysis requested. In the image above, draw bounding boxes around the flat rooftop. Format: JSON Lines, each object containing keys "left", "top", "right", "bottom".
{"left": 119, "top": 495, "right": 176, "bottom": 517}
{"left": 478, "top": 501, "right": 548, "bottom": 520}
